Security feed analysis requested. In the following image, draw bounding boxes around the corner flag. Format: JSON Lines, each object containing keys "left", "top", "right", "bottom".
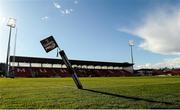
{"left": 40, "top": 36, "right": 58, "bottom": 53}
{"left": 40, "top": 36, "right": 83, "bottom": 89}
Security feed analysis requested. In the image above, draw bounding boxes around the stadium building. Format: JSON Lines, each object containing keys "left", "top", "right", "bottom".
{"left": 0, "top": 63, "right": 5, "bottom": 76}
{"left": 9, "top": 56, "right": 134, "bottom": 77}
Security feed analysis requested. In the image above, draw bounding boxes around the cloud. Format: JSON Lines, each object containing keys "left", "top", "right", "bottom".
{"left": 0, "top": 17, "right": 7, "bottom": 29}
{"left": 53, "top": 2, "right": 61, "bottom": 9}
{"left": 118, "top": 6, "right": 180, "bottom": 55}
{"left": 41, "top": 16, "right": 49, "bottom": 20}
{"left": 60, "top": 10, "right": 65, "bottom": 15}
{"left": 135, "top": 57, "right": 180, "bottom": 69}
{"left": 52, "top": 1, "right": 74, "bottom": 16}
{"left": 74, "top": 0, "right": 78, "bottom": 4}
{"left": 0, "top": 16, "right": 6, "bottom": 24}
{"left": 70, "top": 9, "right": 74, "bottom": 12}
{"left": 60, "top": 9, "right": 74, "bottom": 15}
{"left": 0, "top": 17, "right": 8, "bottom": 62}
{"left": 65, "top": 9, "right": 70, "bottom": 14}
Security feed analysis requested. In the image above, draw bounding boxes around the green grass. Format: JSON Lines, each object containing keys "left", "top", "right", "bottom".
{"left": 0, "top": 77, "right": 180, "bottom": 109}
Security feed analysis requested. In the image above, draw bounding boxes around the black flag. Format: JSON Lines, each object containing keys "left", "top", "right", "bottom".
{"left": 40, "top": 36, "right": 58, "bottom": 53}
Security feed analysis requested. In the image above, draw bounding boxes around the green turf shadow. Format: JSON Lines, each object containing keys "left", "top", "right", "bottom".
{"left": 82, "top": 88, "right": 178, "bottom": 106}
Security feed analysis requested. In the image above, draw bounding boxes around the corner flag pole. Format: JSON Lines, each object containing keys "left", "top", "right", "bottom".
{"left": 40, "top": 36, "right": 83, "bottom": 89}
{"left": 58, "top": 48, "right": 83, "bottom": 89}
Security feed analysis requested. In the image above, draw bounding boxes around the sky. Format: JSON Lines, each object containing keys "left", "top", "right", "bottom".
{"left": 1, "top": 0, "right": 180, "bottom": 69}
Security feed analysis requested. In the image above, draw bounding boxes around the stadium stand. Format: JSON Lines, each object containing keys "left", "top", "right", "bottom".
{"left": 9, "top": 56, "right": 134, "bottom": 77}
{"left": 0, "top": 63, "right": 5, "bottom": 76}
{"left": 135, "top": 68, "right": 180, "bottom": 76}
{"left": 163, "top": 69, "right": 180, "bottom": 76}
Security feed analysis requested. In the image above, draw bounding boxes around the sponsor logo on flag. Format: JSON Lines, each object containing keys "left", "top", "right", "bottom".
{"left": 40, "top": 36, "right": 58, "bottom": 53}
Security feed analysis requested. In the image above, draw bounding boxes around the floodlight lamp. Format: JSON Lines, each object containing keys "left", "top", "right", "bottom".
{"left": 7, "top": 18, "right": 16, "bottom": 28}
{"left": 128, "top": 40, "right": 134, "bottom": 46}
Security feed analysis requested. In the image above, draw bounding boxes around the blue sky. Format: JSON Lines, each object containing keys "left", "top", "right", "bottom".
{"left": 1, "top": 0, "right": 180, "bottom": 69}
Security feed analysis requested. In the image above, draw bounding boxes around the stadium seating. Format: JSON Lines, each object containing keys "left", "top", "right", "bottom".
{"left": 11, "top": 67, "right": 32, "bottom": 77}
{"left": 10, "top": 67, "right": 133, "bottom": 77}
{"left": 163, "top": 70, "right": 180, "bottom": 76}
